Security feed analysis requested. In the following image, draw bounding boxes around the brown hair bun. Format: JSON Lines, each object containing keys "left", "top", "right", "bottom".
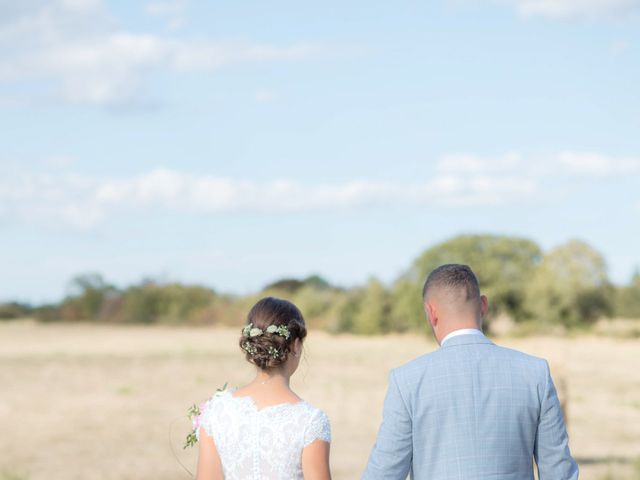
{"left": 239, "top": 297, "right": 307, "bottom": 369}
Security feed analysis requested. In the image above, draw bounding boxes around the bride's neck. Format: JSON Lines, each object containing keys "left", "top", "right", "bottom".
{"left": 254, "top": 369, "right": 291, "bottom": 389}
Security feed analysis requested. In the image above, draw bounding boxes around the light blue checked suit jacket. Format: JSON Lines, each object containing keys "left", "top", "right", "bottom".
{"left": 363, "top": 333, "right": 579, "bottom": 480}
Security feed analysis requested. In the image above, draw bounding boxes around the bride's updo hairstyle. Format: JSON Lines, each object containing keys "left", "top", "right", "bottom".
{"left": 239, "top": 297, "right": 307, "bottom": 370}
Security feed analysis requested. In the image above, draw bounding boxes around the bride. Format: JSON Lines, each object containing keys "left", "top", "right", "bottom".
{"left": 195, "top": 297, "right": 332, "bottom": 480}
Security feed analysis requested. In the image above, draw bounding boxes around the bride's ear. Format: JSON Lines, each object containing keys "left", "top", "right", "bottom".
{"left": 292, "top": 337, "right": 302, "bottom": 357}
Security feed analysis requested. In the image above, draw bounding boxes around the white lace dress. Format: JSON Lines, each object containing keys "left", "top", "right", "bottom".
{"left": 196, "top": 390, "right": 331, "bottom": 479}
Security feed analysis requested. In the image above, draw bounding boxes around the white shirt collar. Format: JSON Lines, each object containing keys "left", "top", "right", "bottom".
{"left": 440, "top": 328, "right": 485, "bottom": 346}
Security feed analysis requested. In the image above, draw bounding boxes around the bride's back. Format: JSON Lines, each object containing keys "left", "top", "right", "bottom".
{"left": 194, "top": 297, "right": 332, "bottom": 480}
{"left": 198, "top": 390, "right": 330, "bottom": 479}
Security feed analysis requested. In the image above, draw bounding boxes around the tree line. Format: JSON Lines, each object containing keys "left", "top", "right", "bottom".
{"left": 2, "top": 234, "right": 639, "bottom": 334}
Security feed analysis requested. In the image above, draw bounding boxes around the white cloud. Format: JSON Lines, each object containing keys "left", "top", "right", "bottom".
{"left": 168, "top": 42, "right": 322, "bottom": 72}
{"left": 436, "top": 152, "right": 524, "bottom": 174}
{"left": 0, "top": 167, "right": 537, "bottom": 229}
{"left": 557, "top": 151, "right": 640, "bottom": 175}
{"left": 0, "top": 0, "right": 323, "bottom": 107}
{"left": 506, "top": 0, "right": 640, "bottom": 18}
{"left": 5, "top": 151, "right": 635, "bottom": 229}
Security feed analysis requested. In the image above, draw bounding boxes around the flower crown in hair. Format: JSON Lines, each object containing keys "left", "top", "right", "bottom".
{"left": 241, "top": 323, "right": 291, "bottom": 360}
{"left": 241, "top": 322, "right": 291, "bottom": 339}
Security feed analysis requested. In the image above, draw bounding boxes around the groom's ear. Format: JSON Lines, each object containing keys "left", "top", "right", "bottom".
{"left": 424, "top": 302, "right": 437, "bottom": 327}
{"left": 480, "top": 295, "right": 489, "bottom": 317}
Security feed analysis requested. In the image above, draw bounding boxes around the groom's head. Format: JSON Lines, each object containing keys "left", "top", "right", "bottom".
{"left": 422, "top": 264, "right": 488, "bottom": 344}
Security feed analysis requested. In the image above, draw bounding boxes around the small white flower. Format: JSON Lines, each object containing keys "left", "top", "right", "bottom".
{"left": 242, "top": 342, "right": 257, "bottom": 355}
{"left": 277, "top": 325, "right": 291, "bottom": 339}
{"left": 266, "top": 325, "right": 278, "bottom": 334}
{"left": 249, "top": 327, "right": 263, "bottom": 337}
{"left": 268, "top": 346, "right": 281, "bottom": 359}
{"left": 242, "top": 324, "right": 253, "bottom": 337}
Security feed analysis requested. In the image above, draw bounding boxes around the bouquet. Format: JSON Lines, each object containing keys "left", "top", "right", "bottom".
{"left": 184, "top": 382, "right": 228, "bottom": 449}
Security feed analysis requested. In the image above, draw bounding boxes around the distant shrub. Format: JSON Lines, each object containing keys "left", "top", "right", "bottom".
{"left": 32, "top": 304, "right": 62, "bottom": 322}
{"left": 59, "top": 273, "right": 117, "bottom": 321}
{"left": 18, "top": 235, "right": 638, "bottom": 334}
{"left": 574, "top": 287, "right": 614, "bottom": 324}
{"left": 120, "top": 282, "right": 216, "bottom": 324}
{"left": 614, "top": 272, "right": 640, "bottom": 319}
{"left": 186, "top": 295, "right": 246, "bottom": 326}
{"left": 0, "top": 302, "right": 31, "bottom": 320}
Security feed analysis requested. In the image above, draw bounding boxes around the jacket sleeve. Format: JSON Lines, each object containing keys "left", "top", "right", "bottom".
{"left": 362, "top": 369, "right": 412, "bottom": 480}
{"left": 534, "top": 361, "right": 579, "bottom": 480}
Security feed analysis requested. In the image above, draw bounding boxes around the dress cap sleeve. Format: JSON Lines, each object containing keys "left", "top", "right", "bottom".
{"left": 304, "top": 408, "right": 331, "bottom": 446}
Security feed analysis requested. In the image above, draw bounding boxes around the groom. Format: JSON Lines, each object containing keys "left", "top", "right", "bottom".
{"left": 363, "top": 264, "right": 579, "bottom": 479}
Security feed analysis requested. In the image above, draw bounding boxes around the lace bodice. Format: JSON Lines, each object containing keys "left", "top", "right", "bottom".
{"left": 196, "top": 390, "right": 331, "bottom": 480}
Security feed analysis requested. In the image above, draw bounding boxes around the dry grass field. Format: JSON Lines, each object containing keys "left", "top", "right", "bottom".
{"left": 1, "top": 320, "right": 639, "bottom": 480}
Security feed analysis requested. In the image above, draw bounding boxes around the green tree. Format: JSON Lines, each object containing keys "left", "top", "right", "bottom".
{"left": 391, "top": 234, "right": 542, "bottom": 331}
{"left": 525, "top": 239, "right": 612, "bottom": 326}
{"left": 263, "top": 274, "right": 334, "bottom": 294}
{"left": 61, "top": 273, "right": 116, "bottom": 321}
{"left": 351, "top": 277, "right": 391, "bottom": 334}
{"left": 260, "top": 274, "right": 342, "bottom": 329}
{"left": 121, "top": 282, "right": 216, "bottom": 324}
{"left": 333, "top": 289, "right": 363, "bottom": 333}
{"left": 291, "top": 284, "right": 336, "bottom": 328}
{"left": 388, "top": 278, "right": 424, "bottom": 332}
{"left": 302, "top": 274, "right": 332, "bottom": 290}
{"left": 262, "top": 278, "right": 305, "bottom": 293}
{"left": 614, "top": 269, "right": 640, "bottom": 319}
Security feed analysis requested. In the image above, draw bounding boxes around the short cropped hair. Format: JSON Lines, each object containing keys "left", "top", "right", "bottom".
{"left": 422, "top": 264, "right": 481, "bottom": 302}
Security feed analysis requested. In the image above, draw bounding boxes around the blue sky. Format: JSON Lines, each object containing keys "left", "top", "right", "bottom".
{"left": 1, "top": 0, "right": 639, "bottom": 303}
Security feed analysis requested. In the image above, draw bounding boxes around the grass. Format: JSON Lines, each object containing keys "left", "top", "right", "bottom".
{"left": 0, "top": 470, "right": 29, "bottom": 480}
{"left": 1, "top": 320, "right": 639, "bottom": 480}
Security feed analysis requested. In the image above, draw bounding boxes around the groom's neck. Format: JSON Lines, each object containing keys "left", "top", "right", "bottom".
{"left": 436, "top": 320, "right": 482, "bottom": 345}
